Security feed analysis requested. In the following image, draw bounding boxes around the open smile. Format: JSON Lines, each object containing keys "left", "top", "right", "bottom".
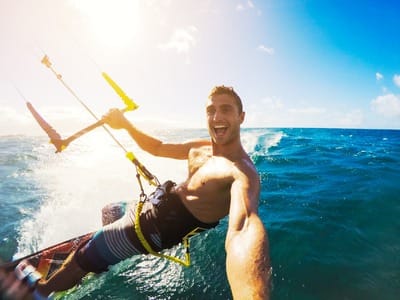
{"left": 214, "top": 125, "right": 228, "bottom": 136}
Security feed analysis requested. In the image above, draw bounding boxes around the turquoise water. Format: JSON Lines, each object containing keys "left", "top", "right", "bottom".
{"left": 1, "top": 128, "right": 399, "bottom": 299}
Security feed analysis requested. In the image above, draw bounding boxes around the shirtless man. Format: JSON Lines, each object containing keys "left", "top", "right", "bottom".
{"left": 0, "top": 86, "right": 271, "bottom": 299}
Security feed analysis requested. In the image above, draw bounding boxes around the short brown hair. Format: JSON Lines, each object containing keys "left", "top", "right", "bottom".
{"left": 208, "top": 86, "right": 243, "bottom": 113}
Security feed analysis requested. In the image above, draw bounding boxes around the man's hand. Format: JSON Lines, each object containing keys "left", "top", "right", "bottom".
{"left": 102, "top": 108, "right": 130, "bottom": 130}
{"left": 0, "top": 268, "right": 32, "bottom": 300}
{"left": 0, "top": 261, "right": 44, "bottom": 300}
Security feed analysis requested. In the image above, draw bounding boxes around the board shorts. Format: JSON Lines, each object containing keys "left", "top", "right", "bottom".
{"left": 75, "top": 181, "right": 219, "bottom": 273}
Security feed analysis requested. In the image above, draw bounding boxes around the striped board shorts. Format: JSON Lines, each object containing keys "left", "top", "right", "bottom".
{"left": 75, "top": 202, "right": 162, "bottom": 273}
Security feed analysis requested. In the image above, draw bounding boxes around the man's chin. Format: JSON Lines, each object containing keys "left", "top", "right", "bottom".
{"left": 212, "top": 136, "right": 229, "bottom": 145}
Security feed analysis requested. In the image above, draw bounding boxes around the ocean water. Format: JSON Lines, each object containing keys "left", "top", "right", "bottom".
{"left": 0, "top": 128, "right": 399, "bottom": 299}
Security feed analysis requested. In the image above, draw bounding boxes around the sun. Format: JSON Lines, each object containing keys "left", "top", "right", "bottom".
{"left": 69, "top": 0, "right": 142, "bottom": 48}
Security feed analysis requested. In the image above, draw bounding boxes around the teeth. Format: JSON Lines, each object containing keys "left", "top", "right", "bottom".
{"left": 214, "top": 125, "right": 227, "bottom": 136}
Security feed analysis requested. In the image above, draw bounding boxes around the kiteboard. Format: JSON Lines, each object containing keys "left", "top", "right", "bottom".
{"left": 0, "top": 201, "right": 128, "bottom": 280}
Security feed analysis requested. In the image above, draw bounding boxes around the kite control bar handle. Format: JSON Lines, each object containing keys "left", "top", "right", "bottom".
{"left": 56, "top": 71, "right": 141, "bottom": 148}
{"left": 60, "top": 119, "right": 105, "bottom": 151}
{"left": 37, "top": 54, "right": 158, "bottom": 186}
{"left": 38, "top": 55, "right": 140, "bottom": 152}
{"left": 27, "top": 101, "right": 105, "bottom": 153}
{"left": 102, "top": 72, "right": 139, "bottom": 112}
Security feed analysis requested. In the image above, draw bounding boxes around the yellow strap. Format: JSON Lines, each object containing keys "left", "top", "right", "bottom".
{"left": 134, "top": 201, "right": 201, "bottom": 267}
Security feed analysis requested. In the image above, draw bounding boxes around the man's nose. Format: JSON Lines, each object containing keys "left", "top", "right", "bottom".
{"left": 213, "top": 110, "right": 223, "bottom": 121}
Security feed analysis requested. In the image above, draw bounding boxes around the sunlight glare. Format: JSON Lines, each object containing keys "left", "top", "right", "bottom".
{"left": 69, "top": 0, "right": 142, "bottom": 48}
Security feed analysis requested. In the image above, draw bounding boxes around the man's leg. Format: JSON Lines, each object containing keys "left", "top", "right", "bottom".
{"left": 36, "top": 252, "right": 88, "bottom": 297}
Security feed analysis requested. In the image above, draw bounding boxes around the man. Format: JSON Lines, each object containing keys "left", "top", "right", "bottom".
{"left": 0, "top": 86, "right": 271, "bottom": 299}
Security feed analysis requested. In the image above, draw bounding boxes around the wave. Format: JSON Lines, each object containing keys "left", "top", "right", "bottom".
{"left": 241, "top": 128, "right": 286, "bottom": 162}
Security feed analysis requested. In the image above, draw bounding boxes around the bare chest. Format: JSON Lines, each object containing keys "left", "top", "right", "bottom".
{"left": 187, "top": 150, "right": 235, "bottom": 190}
{"left": 188, "top": 147, "right": 212, "bottom": 176}
{"left": 179, "top": 148, "right": 238, "bottom": 222}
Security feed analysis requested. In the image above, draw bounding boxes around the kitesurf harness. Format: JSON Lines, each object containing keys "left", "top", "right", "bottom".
{"left": 133, "top": 175, "right": 203, "bottom": 267}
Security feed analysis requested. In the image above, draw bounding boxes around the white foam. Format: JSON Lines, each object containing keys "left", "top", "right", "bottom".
{"left": 241, "top": 129, "right": 285, "bottom": 157}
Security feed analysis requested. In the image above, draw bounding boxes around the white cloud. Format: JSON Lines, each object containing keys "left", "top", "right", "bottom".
{"left": 236, "top": 4, "right": 245, "bottom": 11}
{"left": 288, "top": 107, "right": 326, "bottom": 115}
{"left": 260, "top": 97, "right": 283, "bottom": 109}
{"left": 393, "top": 74, "right": 400, "bottom": 88}
{"left": 371, "top": 94, "right": 400, "bottom": 118}
{"left": 247, "top": 0, "right": 255, "bottom": 9}
{"left": 257, "top": 45, "right": 275, "bottom": 55}
{"left": 158, "top": 26, "right": 198, "bottom": 54}
{"left": 376, "top": 72, "right": 383, "bottom": 81}
{"left": 0, "top": 107, "right": 34, "bottom": 135}
{"left": 337, "top": 110, "right": 363, "bottom": 127}
{"left": 246, "top": 97, "right": 332, "bottom": 128}
{"left": 236, "top": 1, "right": 255, "bottom": 11}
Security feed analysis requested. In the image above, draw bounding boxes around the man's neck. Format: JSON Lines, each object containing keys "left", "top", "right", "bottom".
{"left": 212, "top": 139, "right": 246, "bottom": 162}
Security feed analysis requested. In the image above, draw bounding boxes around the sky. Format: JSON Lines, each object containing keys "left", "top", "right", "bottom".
{"left": 1, "top": 0, "right": 400, "bottom": 136}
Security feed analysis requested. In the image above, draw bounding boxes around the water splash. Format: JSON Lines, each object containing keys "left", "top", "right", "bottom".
{"left": 15, "top": 131, "right": 187, "bottom": 257}
{"left": 241, "top": 128, "right": 285, "bottom": 162}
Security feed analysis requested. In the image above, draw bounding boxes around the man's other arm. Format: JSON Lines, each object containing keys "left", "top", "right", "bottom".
{"left": 225, "top": 173, "right": 271, "bottom": 299}
{"left": 102, "top": 108, "right": 210, "bottom": 159}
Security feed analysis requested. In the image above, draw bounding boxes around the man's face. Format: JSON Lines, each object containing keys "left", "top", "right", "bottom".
{"left": 206, "top": 94, "right": 245, "bottom": 145}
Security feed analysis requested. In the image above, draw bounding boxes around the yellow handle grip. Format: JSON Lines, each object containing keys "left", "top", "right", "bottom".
{"left": 102, "top": 72, "right": 139, "bottom": 111}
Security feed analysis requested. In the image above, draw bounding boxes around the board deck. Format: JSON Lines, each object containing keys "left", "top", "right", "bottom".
{"left": 0, "top": 232, "right": 93, "bottom": 280}
{"left": 0, "top": 201, "right": 129, "bottom": 280}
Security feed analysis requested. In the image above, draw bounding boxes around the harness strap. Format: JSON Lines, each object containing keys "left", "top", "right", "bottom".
{"left": 133, "top": 200, "right": 202, "bottom": 267}
{"left": 133, "top": 168, "right": 200, "bottom": 267}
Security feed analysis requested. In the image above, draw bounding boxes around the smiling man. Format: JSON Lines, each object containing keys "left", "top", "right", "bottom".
{"left": 1, "top": 86, "right": 271, "bottom": 299}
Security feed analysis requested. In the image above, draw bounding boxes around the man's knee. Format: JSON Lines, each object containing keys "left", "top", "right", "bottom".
{"left": 101, "top": 202, "right": 128, "bottom": 225}
{"left": 74, "top": 238, "right": 109, "bottom": 274}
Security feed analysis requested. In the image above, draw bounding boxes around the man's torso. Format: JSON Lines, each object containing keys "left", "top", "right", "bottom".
{"left": 175, "top": 145, "right": 247, "bottom": 223}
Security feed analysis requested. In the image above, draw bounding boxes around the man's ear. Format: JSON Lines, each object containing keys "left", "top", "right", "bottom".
{"left": 240, "top": 111, "right": 245, "bottom": 124}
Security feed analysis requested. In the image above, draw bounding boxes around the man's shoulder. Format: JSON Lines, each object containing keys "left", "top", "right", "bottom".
{"left": 185, "top": 138, "right": 211, "bottom": 147}
{"left": 233, "top": 156, "right": 259, "bottom": 180}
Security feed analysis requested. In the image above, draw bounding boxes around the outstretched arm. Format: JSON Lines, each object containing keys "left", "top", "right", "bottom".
{"left": 102, "top": 109, "right": 210, "bottom": 159}
{"left": 225, "top": 172, "right": 271, "bottom": 299}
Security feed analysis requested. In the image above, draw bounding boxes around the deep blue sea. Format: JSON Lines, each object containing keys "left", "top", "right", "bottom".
{"left": 1, "top": 128, "right": 399, "bottom": 299}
